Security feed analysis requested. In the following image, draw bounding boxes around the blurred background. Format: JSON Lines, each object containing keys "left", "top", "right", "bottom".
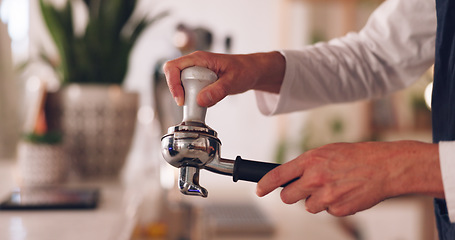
{"left": 0, "top": 0, "right": 436, "bottom": 240}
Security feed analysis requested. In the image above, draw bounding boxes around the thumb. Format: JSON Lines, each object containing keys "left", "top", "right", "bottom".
{"left": 197, "top": 81, "right": 229, "bottom": 107}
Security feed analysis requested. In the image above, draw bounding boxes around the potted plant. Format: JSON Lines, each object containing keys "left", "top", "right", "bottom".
{"left": 17, "top": 81, "right": 67, "bottom": 186}
{"left": 37, "top": 0, "right": 166, "bottom": 179}
{"left": 18, "top": 132, "right": 67, "bottom": 186}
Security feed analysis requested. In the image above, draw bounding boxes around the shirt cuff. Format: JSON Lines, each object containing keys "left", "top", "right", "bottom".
{"left": 255, "top": 91, "right": 279, "bottom": 116}
{"left": 439, "top": 141, "right": 455, "bottom": 222}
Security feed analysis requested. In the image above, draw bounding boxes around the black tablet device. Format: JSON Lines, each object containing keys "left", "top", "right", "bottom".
{"left": 0, "top": 187, "right": 100, "bottom": 210}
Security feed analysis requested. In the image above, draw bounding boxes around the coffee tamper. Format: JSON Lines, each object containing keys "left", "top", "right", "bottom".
{"left": 161, "top": 66, "right": 290, "bottom": 197}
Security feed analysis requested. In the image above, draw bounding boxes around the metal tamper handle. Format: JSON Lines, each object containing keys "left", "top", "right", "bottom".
{"left": 161, "top": 66, "right": 297, "bottom": 198}
{"left": 181, "top": 66, "right": 218, "bottom": 123}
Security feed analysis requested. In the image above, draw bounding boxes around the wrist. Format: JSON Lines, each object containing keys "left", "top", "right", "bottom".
{"left": 386, "top": 141, "right": 443, "bottom": 198}
{"left": 251, "top": 51, "right": 285, "bottom": 93}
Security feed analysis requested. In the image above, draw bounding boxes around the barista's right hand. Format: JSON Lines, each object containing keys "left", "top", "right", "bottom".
{"left": 163, "top": 51, "right": 286, "bottom": 107}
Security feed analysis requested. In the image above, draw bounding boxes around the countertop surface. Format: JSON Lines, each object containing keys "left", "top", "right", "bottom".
{"left": 0, "top": 159, "right": 353, "bottom": 240}
{"left": 0, "top": 159, "right": 433, "bottom": 240}
{"left": 0, "top": 160, "right": 137, "bottom": 240}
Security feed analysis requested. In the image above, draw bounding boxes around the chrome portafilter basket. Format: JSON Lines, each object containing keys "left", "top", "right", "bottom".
{"left": 161, "top": 66, "right": 290, "bottom": 198}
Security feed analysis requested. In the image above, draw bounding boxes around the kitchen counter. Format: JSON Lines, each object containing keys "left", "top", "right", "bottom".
{"left": 0, "top": 160, "right": 138, "bottom": 240}
{"left": 0, "top": 159, "right": 435, "bottom": 240}
{"left": 0, "top": 158, "right": 352, "bottom": 240}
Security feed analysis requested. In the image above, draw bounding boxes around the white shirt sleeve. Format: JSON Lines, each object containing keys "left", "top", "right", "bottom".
{"left": 256, "top": 0, "right": 436, "bottom": 115}
{"left": 255, "top": 0, "right": 455, "bottom": 223}
{"left": 439, "top": 142, "right": 455, "bottom": 222}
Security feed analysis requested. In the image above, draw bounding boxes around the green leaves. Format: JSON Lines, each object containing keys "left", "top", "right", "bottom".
{"left": 38, "top": 0, "right": 166, "bottom": 85}
{"left": 39, "top": 0, "right": 74, "bottom": 84}
{"left": 23, "top": 131, "right": 62, "bottom": 145}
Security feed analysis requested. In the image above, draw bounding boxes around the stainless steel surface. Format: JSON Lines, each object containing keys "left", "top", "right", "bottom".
{"left": 179, "top": 165, "right": 208, "bottom": 197}
{"left": 166, "top": 121, "right": 218, "bottom": 137}
{"left": 204, "top": 157, "right": 235, "bottom": 176}
{"left": 161, "top": 66, "right": 232, "bottom": 197}
{"left": 161, "top": 124, "right": 221, "bottom": 169}
{"left": 181, "top": 66, "right": 217, "bottom": 123}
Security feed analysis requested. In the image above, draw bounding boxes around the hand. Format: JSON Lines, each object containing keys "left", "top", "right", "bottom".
{"left": 163, "top": 51, "right": 285, "bottom": 107}
{"left": 256, "top": 141, "right": 442, "bottom": 217}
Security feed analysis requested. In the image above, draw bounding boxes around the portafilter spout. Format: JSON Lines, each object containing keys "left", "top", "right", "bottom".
{"left": 161, "top": 66, "right": 294, "bottom": 198}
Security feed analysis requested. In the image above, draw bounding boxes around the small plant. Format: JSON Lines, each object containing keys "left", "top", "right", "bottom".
{"left": 23, "top": 131, "right": 62, "bottom": 145}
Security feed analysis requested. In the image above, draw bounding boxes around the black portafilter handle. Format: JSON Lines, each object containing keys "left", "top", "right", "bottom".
{"left": 232, "top": 156, "right": 298, "bottom": 187}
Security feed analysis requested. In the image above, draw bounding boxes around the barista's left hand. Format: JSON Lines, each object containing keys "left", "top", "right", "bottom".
{"left": 256, "top": 140, "right": 443, "bottom": 217}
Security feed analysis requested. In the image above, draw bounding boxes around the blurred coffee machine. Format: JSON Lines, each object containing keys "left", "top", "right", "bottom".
{"left": 153, "top": 23, "right": 214, "bottom": 135}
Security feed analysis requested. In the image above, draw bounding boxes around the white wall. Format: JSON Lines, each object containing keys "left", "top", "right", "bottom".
{"left": 28, "top": 0, "right": 311, "bottom": 163}
{"left": 125, "top": 0, "right": 297, "bottom": 164}
{"left": 0, "top": 0, "right": 22, "bottom": 158}
{"left": 26, "top": 0, "right": 312, "bottom": 188}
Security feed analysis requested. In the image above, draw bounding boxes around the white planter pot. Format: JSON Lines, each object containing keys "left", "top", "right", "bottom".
{"left": 17, "top": 141, "right": 67, "bottom": 186}
{"left": 46, "top": 84, "right": 138, "bottom": 179}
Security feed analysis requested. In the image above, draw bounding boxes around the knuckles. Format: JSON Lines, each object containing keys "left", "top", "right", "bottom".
{"left": 212, "top": 82, "right": 229, "bottom": 100}
{"left": 268, "top": 168, "right": 284, "bottom": 186}
{"left": 319, "top": 185, "right": 338, "bottom": 205}
{"left": 279, "top": 190, "right": 299, "bottom": 205}
{"left": 190, "top": 50, "right": 208, "bottom": 57}
{"left": 305, "top": 200, "right": 353, "bottom": 217}
{"left": 327, "top": 206, "right": 352, "bottom": 217}
{"left": 305, "top": 172, "right": 330, "bottom": 188}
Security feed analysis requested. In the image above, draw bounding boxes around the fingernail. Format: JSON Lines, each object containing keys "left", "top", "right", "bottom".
{"left": 175, "top": 96, "right": 184, "bottom": 106}
{"left": 256, "top": 187, "right": 264, "bottom": 197}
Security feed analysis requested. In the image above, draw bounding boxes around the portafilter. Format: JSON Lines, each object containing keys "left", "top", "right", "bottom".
{"left": 161, "top": 66, "right": 291, "bottom": 197}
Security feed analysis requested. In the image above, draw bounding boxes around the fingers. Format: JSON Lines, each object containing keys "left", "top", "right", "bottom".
{"left": 279, "top": 177, "right": 311, "bottom": 204}
{"left": 256, "top": 159, "right": 304, "bottom": 197}
{"left": 197, "top": 79, "right": 229, "bottom": 107}
{"left": 256, "top": 141, "right": 394, "bottom": 218}
{"left": 163, "top": 51, "right": 214, "bottom": 106}
{"left": 304, "top": 195, "right": 327, "bottom": 214}
{"left": 164, "top": 51, "right": 276, "bottom": 107}
{"left": 166, "top": 69, "right": 185, "bottom": 106}
{"left": 164, "top": 57, "right": 231, "bottom": 107}
{"left": 163, "top": 61, "right": 185, "bottom": 106}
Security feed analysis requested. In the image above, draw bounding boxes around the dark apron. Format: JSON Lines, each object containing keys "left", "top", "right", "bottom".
{"left": 432, "top": 0, "right": 455, "bottom": 239}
